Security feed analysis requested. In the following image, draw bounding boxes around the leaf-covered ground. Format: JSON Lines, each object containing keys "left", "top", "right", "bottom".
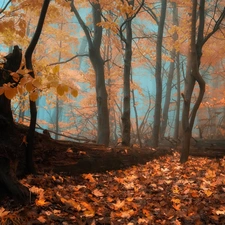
{"left": 1, "top": 152, "right": 225, "bottom": 225}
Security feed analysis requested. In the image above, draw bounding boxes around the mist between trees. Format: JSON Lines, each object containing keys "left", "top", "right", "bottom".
{"left": 0, "top": 0, "right": 225, "bottom": 163}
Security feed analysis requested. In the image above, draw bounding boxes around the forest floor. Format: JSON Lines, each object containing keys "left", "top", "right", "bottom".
{"left": 0, "top": 124, "right": 225, "bottom": 224}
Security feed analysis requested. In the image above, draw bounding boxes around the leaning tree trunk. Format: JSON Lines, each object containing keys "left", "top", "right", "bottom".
{"left": 180, "top": 0, "right": 225, "bottom": 163}
{"left": 25, "top": 0, "right": 51, "bottom": 173}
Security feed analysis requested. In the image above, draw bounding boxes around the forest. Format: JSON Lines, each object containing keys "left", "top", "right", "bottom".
{"left": 0, "top": 0, "right": 225, "bottom": 224}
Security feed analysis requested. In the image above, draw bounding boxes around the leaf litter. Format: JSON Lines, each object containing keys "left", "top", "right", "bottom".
{"left": 1, "top": 152, "right": 225, "bottom": 224}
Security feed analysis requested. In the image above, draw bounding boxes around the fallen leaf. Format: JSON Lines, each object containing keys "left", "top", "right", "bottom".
{"left": 93, "top": 189, "right": 104, "bottom": 197}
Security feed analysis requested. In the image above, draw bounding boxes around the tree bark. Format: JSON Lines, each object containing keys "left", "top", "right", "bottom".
{"left": 0, "top": 46, "right": 22, "bottom": 123}
{"left": 25, "top": 0, "right": 50, "bottom": 173}
{"left": 173, "top": 52, "right": 181, "bottom": 140}
{"left": 180, "top": 0, "right": 225, "bottom": 163}
{"left": 161, "top": 2, "right": 178, "bottom": 139}
{"left": 121, "top": 16, "right": 132, "bottom": 146}
{"left": 152, "top": 0, "right": 167, "bottom": 147}
{"left": 70, "top": 0, "right": 110, "bottom": 146}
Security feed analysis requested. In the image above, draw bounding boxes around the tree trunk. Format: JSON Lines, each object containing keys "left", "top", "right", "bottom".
{"left": 173, "top": 52, "right": 181, "bottom": 140}
{"left": 0, "top": 46, "right": 22, "bottom": 124}
{"left": 90, "top": 3, "right": 110, "bottom": 146}
{"left": 122, "top": 18, "right": 132, "bottom": 146}
{"left": 70, "top": 1, "right": 110, "bottom": 146}
{"left": 89, "top": 48, "right": 110, "bottom": 146}
{"left": 152, "top": 0, "right": 167, "bottom": 147}
{"left": 180, "top": 0, "right": 225, "bottom": 162}
{"left": 0, "top": 47, "right": 29, "bottom": 203}
{"left": 131, "top": 73, "right": 142, "bottom": 147}
{"left": 160, "top": 50, "right": 175, "bottom": 138}
{"left": 25, "top": 0, "right": 50, "bottom": 173}
{"left": 0, "top": 157, "right": 29, "bottom": 203}
{"left": 161, "top": 2, "right": 178, "bottom": 139}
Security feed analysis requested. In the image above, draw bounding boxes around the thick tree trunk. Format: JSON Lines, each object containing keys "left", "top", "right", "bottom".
{"left": 0, "top": 46, "right": 22, "bottom": 123}
{"left": 0, "top": 157, "right": 29, "bottom": 203}
{"left": 0, "top": 46, "right": 30, "bottom": 203}
{"left": 152, "top": 0, "right": 167, "bottom": 147}
{"left": 89, "top": 48, "right": 110, "bottom": 146}
{"left": 90, "top": 3, "right": 110, "bottom": 146}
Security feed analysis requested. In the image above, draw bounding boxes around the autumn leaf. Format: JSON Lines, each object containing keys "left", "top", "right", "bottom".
{"left": 52, "top": 65, "right": 60, "bottom": 74}
{"left": 4, "top": 86, "right": 17, "bottom": 99}
{"left": 0, "top": 207, "right": 9, "bottom": 217}
{"left": 37, "top": 215, "right": 46, "bottom": 224}
{"left": 112, "top": 199, "right": 125, "bottom": 210}
{"left": 32, "top": 78, "right": 42, "bottom": 88}
{"left": 92, "top": 189, "right": 104, "bottom": 197}
{"left": 83, "top": 173, "right": 96, "bottom": 183}
{"left": 71, "top": 88, "right": 78, "bottom": 97}
{"left": 204, "top": 189, "right": 213, "bottom": 197}
{"left": 57, "top": 84, "right": 68, "bottom": 96}
{"left": 171, "top": 198, "right": 181, "bottom": 204}
{"left": 35, "top": 199, "right": 51, "bottom": 207}
{"left": 26, "top": 81, "right": 33, "bottom": 92}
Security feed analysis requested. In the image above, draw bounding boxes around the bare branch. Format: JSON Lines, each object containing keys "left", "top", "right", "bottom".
{"left": 0, "top": 0, "right": 11, "bottom": 15}
{"left": 203, "top": 7, "right": 225, "bottom": 46}
{"left": 48, "top": 53, "right": 88, "bottom": 66}
{"left": 119, "top": 0, "right": 145, "bottom": 43}
{"left": 70, "top": 0, "right": 93, "bottom": 47}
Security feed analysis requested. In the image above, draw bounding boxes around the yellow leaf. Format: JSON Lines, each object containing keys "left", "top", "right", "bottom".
{"left": 57, "top": 84, "right": 65, "bottom": 96}
{"left": 52, "top": 65, "right": 60, "bottom": 74}
{"left": 204, "top": 190, "right": 213, "bottom": 197}
{"left": 71, "top": 88, "right": 78, "bottom": 97}
{"left": 83, "top": 210, "right": 95, "bottom": 217}
{"left": 172, "top": 185, "right": 180, "bottom": 194}
{"left": 4, "top": 87, "right": 17, "bottom": 99}
{"left": 171, "top": 198, "right": 181, "bottom": 204}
